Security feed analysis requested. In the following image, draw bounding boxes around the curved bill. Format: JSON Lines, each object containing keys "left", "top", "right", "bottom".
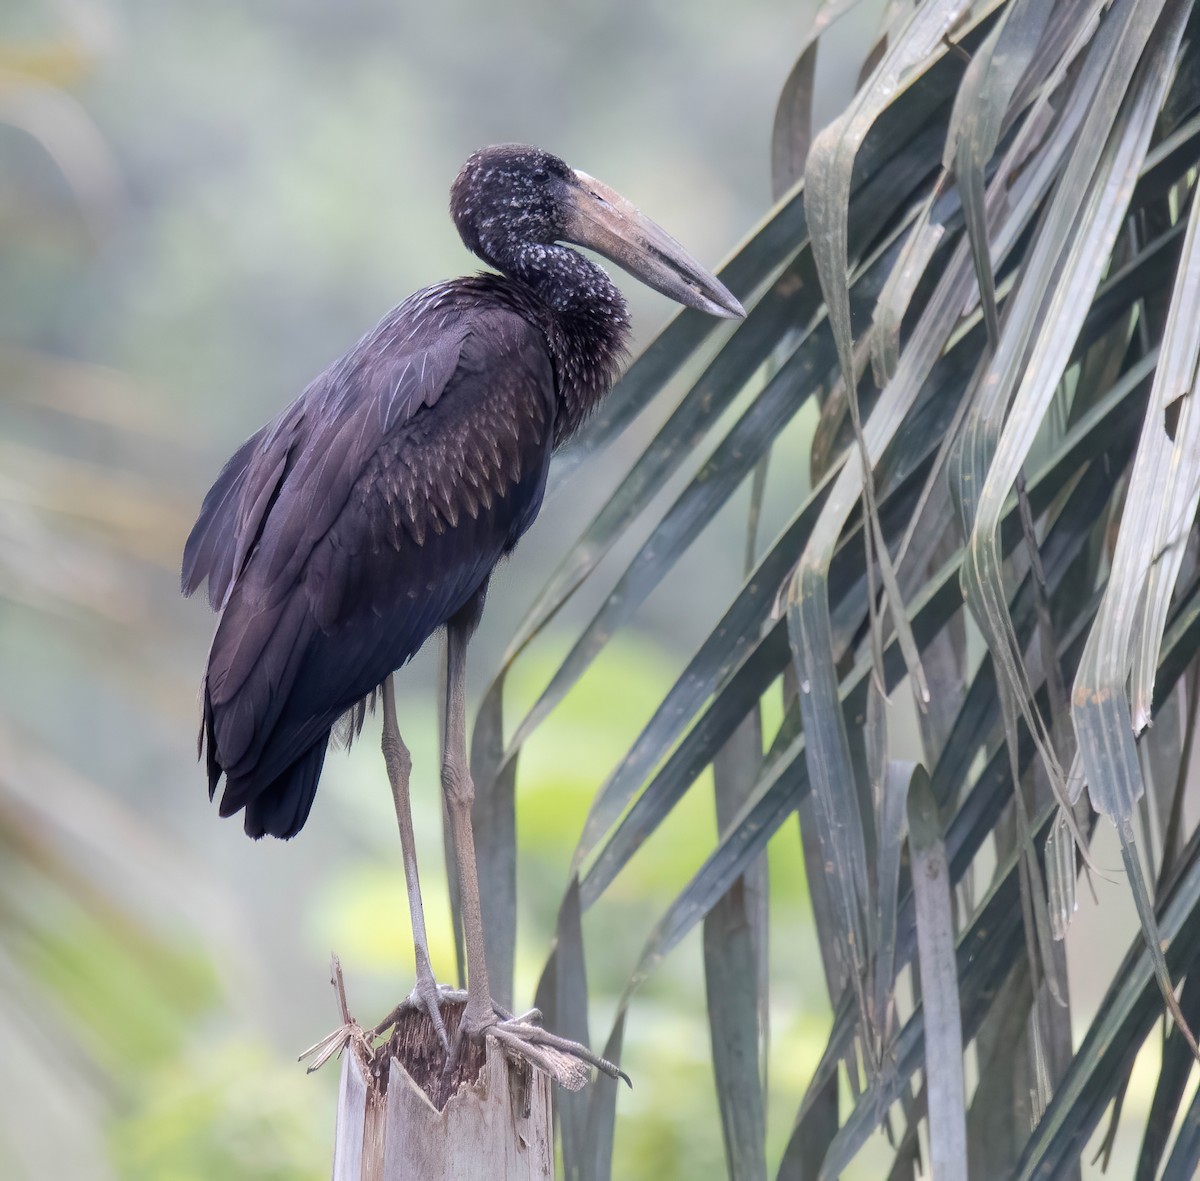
{"left": 561, "top": 170, "right": 745, "bottom": 319}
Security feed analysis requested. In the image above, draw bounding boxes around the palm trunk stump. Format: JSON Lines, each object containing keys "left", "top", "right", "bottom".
{"left": 331, "top": 999, "right": 553, "bottom": 1181}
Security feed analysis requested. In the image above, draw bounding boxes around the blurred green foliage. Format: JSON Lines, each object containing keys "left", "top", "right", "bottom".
{"left": 111, "top": 1041, "right": 329, "bottom": 1181}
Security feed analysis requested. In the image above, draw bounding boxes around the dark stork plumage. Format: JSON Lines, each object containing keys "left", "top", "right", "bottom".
{"left": 182, "top": 144, "right": 742, "bottom": 1081}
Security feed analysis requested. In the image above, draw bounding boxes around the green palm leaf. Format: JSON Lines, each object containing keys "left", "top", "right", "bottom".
{"left": 477, "top": 1, "right": 1200, "bottom": 1175}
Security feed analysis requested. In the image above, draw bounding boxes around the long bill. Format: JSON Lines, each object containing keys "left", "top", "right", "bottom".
{"left": 562, "top": 170, "right": 746, "bottom": 319}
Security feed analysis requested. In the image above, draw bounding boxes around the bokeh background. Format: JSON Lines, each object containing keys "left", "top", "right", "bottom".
{"left": 1, "top": 2, "right": 859, "bottom": 1177}
{"left": 8, "top": 3, "right": 1166, "bottom": 1178}
{"left": 5, "top": 2, "right": 1181, "bottom": 1179}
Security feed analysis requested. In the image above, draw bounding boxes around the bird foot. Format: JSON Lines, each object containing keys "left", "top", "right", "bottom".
{"left": 302, "top": 982, "right": 629, "bottom": 1095}
{"left": 372, "top": 987, "right": 456, "bottom": 1046}
{"left": 452, "top": 1004, "right": 630, "bottom": 1092}
{"left": 370, "top": 956, "right": 454, "bottom": 1054}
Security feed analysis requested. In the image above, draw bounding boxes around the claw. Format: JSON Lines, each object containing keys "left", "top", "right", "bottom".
{"left": 369, "top": 980, "right": 526, "bottom": 1065}
{"left": 374, "top": 982, "right": 470, "bottom": 1051}
{"left": 491, "top": 1023, "right": 592, "bottom": 1091}
{"left": 412, "top": 948, "right": 451, "bottom": 1054}
{"left": 448, "top": 1002, "right": 630, "bottom": 1091}
{"left": 431, "top": 992, "right": 520, "bottom": 1081}
{"left": 442, "top": 1009, "right": 468, "bottom": 1081}
{"left": 364, "top": 982, "right": 626, "bottom": 1095}
{"left": 494, "top": 1018, "right": 631, "bottom": 1088}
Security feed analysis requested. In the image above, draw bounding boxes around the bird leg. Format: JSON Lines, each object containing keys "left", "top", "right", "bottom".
{"left": 440, "top": 620, "right": 629, "bottom": 1092}
{"left": 381, "top": 674, "right": 450, "bottom": 1054}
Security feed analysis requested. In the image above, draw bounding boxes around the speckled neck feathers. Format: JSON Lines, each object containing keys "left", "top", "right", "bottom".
{"left": 505, "top": 242, "right": 631, "bottom": 444}
{"left": 448, "top": 146, "right": 631, "bottom": 446}
{"left": 456, "top": 249, "right": 630, "bottom": 449}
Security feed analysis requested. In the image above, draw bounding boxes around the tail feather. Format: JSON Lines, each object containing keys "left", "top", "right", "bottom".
{"left": 201, "top": 667, "right": 330, "bottom": 840}
{"left": 226, "top": 737, "right": 330, "bottom": 840}
{"left": 202, "top": 687, "right": 220, "bottom": 800}
{"left": 207, "top": 590, "right": 313, "bottom": 779}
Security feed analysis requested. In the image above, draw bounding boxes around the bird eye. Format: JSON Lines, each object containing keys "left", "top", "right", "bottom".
{"left": 533, "top": 168, "right": 549, "bottom": 183}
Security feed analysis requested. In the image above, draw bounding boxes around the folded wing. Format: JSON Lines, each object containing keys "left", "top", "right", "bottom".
{"left": 183, "top": 287, "right": 556, "bottom": 837}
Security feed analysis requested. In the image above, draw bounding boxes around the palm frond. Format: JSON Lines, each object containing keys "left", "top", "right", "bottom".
{"left": 478, "top": 1, "right": 1200, "bottom": 1174}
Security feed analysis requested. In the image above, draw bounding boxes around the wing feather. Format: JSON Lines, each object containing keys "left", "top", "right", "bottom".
{"left": 184, "top": 285, "right": 557, "bottom": 837}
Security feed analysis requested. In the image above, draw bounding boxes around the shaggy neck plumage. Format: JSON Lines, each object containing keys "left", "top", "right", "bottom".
{"left": 484, "top": 238, "right": 632, "bottom": 446}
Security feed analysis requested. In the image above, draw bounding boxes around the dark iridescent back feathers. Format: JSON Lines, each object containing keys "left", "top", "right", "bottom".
{"left": 183, "top": 145, "right": 632, "bottom": 838}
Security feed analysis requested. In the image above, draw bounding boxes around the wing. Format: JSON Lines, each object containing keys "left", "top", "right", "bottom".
{"left": 185, "top": 288, "right": 557, "bottom": 837}
{"left": 182, "top": 283, "right": 470, "bottom": 610}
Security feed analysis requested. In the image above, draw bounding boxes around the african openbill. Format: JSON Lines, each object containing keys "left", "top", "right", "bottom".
{"left": 182, "top": 144, "right": 743, "bottom": 1083}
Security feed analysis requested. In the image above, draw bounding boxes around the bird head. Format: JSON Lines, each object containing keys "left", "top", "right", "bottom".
{"left": 450, "top": 144, "right": 744, "bottom": 319}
